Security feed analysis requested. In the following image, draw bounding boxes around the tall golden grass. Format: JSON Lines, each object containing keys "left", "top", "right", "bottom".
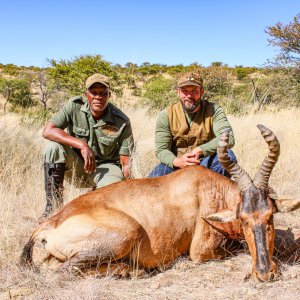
{"left": 0, "top": 107, "right": 299, "bottom": 299}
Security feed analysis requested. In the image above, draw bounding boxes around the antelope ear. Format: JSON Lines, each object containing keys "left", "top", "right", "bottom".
{"left": 206, "top": 208, "right": 238, "bottom": 223}
{"left": 275, "top": 199, "right": 300, "bottom": 213}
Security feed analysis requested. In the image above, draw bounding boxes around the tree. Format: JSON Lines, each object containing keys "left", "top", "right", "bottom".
{"left": 2, "top": 64, "right": 20, "bottom": 76}
{"left": 266, "top": 13, "right": 300, "bottom": 65}
{"left": 47, "top": 54, "right": 122, "bottom": 96}
{"left": 210, "top": 62, "right": 224, "bottom": 67}
{"left": 124, "top": 62, "right": 138, "bottom": 69}
{"left": 0, "top": 78, "right": 36, "bottom": 114}
{"left": 32, "top": 71, "right": 56, "bottom": 110}
{"left": 142, "top": 76, "right": 177, "bottom": 111}
{"left": 141, "top": 62, "right": 151, "bottom": 67}
{"left": 202, "top": 66, "right": 232, "bottom": 99}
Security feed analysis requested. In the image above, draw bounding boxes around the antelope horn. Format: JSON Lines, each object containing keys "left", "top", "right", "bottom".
{"left": 253, "top": 124, "right": 280, "bottom": 189}
{"left": 217, "top": 129, "right": 252, "bottom": 192}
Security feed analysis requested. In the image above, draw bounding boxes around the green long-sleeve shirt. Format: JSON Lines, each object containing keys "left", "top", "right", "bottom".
{"left": 155, "top": 102, "right": 235, "bottom": 168}
{"left": 51, "top": 97, "right": 134, "bottom": 164}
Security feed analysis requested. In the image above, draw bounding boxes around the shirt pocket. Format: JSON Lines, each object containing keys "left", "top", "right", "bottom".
{"left": 97, "top": 124, "right": 126, "bottom": 157}
{"left": 175, "top": 137, "right": 188, "bottom": 148}
{"left": 73, "top": 126, "right": 89, "bottom": 142}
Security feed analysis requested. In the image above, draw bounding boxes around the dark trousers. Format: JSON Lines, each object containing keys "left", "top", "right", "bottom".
{"left": 148, "top": 149, "right": 237, "bottom": 178}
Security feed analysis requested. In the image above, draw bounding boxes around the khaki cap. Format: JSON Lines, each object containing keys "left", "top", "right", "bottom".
{"left": 177, "top": 72, "right": 203, "bottom": 88}
{"left": 85, "top": 73, "right": 110, "bottom": 89}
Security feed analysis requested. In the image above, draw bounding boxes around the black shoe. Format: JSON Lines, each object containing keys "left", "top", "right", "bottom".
{"left": 41, "top": 162, "right": 66, "bottom": 221}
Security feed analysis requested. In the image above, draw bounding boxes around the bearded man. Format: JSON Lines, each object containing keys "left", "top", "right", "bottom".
{"left": 148, "top": 72, "right": 236, "bottom": 178}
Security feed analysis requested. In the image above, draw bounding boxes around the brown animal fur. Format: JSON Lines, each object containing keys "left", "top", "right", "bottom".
{"left": 21, "top": 125, "right": 300, "bottom": 281}
{"left": 22, "top": 167, "right": 243, "bottom": 272}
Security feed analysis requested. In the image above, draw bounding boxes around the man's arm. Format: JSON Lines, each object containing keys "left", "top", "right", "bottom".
{"left": 155, "top": 110, "right": 199, "bottom": 168}
{"left": 43, "top": 121, "right": 96, "bottom": 174}
{"left": 43, "top": 100, "right": 97, "bottom": 174}
{"left": 117, "top": 120, "right": 134, "bottom": 179}
{"left": 155, "top": 110, "right": 176, "bottom": 167}
{"left": 195, "top": 104, "right": 235, "bottom": 157}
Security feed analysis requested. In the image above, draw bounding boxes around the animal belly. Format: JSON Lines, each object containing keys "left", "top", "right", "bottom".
{"left": 129, "top": 228, "right": 192, "bottom": 268}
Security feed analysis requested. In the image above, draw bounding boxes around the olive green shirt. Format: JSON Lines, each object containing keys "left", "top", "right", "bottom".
{"left": 155, "top": 101, "right": 235, "bottom": 168}
{"left": 50, "top": 96, "right": 134, "bottom": 164}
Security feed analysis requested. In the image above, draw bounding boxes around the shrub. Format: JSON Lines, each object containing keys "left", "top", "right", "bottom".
{"left": 0, "top": 77, "right": 36, "bottom": 113}
{"left": 202, "top": 67, "right": 233, "bottom": 100}
{"left": 47, "top": 54, "right": 122, "bottom": 97}
{"left": 142, "top": 76, "right": 177, "bottom": 112}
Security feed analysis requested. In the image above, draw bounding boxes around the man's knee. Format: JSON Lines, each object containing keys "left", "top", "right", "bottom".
{"left": 202, "top": 149, "right": 237, "bottom": 178}
{"left": 96, "top": 175, "right": 123, "bottom": 188}
{"left": 148, "top": 163, "right": 174, "bottom": 178}
{"left": 44, "top": 141, "right": 66, "bottom": 163}
{"left": 94, "top": 164, "right": 125, "bottom": 188}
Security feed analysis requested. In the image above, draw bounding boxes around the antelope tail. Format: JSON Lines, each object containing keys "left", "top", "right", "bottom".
{"left": 20, "top": 238, "right": 34, "bottom": 266}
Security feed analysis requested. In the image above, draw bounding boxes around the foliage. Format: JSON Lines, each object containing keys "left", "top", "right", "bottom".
{"left": 266, "top": 13, "right": 300, "bottom": 65}
{"left": 215, "top": 68, "right": 300, "bottom": 115}
{"left": 0, "top": 53, "right": 300, "bottom": 118}
{"left": 142, "top": 76, "right": 177, "bottom": 112}
{"left": 233, "top": 66, "right": 258, "bottom": 80}
{"left": 0, "top": 63, "right": 43, "bottom": 76}
{"left": 20, "top": 108, "right": 53, "bottom": 127}
{"left": 256, "top": 70, "right": 300, "bottom": 106}
{"left": 201, "top": 66, "right": 233, "bottom": 100}
{"left": 1, "top": 64, "right": 20, "bottom": 76}
{"left": 47, "top": 54, "right": 122, "bottom": 97}
{"left": 0, "top": 77, "right": 36, "bottom": 113}
{"left": 31, "top": 71, "right": 56, "bottom": 110}
{"left": 210, "top": 61, "right": 225, "bottom": 67}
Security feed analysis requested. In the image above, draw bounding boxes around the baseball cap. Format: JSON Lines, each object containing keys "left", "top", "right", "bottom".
{"left": 177, "top": 72, "right": 203, "bottom": 88}
{"left": 85, "top": 73, "right": 110, "bottom": 89}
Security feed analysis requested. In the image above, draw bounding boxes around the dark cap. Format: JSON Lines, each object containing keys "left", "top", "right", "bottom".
{"left": 85, "top": 73, "right": 110, "bottom": 89}
{"left": 177, "top": 72, "right": 203, "bottom": 88}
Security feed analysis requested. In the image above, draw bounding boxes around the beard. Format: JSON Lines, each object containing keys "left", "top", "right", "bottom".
{"left": 181, "top": 98, "right": 201, "bottom": 113}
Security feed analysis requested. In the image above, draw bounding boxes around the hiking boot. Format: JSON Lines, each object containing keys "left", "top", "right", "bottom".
{"left": 40, "top": 162, "right": 66, "bottom": 220}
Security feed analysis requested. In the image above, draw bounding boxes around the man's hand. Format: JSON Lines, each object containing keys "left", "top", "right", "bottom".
{"left": 43, "top": 121, "right": 97, "bottom": 175}
{"left": 189, "top": 147, "right": 203, "bottom": 159}
{"left": 80, "top": 144, "right": 96, "bottom": 174}
{"left": 122, "top": 164, "right": 130, "bottom": 179}
{"left": 120, "top": 155, "right": 131, "bottom": 179}
{"left": 173, "top": 147, "right": 203, "bottom": 169}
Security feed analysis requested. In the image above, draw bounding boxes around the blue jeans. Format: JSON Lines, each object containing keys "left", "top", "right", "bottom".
{"left": 148, "top": 149, "right": 237, "bottom": 178}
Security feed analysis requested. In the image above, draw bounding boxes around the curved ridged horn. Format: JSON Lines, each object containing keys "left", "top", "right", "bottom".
{"left": 217, "top": 129, "right": 252, "bottom": 192}
{"left": 253, "top": 124, "right": 280, "bottom": 189}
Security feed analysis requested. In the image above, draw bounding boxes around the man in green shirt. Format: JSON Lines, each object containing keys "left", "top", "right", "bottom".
{"left": 149, "top": 72, "right": 236, "bottom": 178}
{"left": 41, "top": 73, "right": 134, "bottom": 219}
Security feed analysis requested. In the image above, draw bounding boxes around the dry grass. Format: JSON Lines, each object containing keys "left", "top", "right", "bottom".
{"left": 0, "top": 107, "right": 300, "bottom": 299}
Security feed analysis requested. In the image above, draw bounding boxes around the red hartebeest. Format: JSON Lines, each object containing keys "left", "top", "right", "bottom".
{"left": 21, "top": 125, "right": 300, "bottom": 281}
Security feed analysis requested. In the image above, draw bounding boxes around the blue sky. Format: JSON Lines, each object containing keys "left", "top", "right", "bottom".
{"left": 1, "top": 0, "right": 299, "bottom": 68}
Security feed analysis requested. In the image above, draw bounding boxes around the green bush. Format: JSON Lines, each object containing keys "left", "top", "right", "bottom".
{"left": 0, "top": 78, "right": 36, "bottom": 113}
{"left": 142, "top": 76, "right": 177, "bottom": 112}
{"left": 233, "top": 66, "right": 258, "bottom": 80}
{"left": 202, "top": 67, "right": 233, "bottom": 100}
{"left": 2, "top": 64, "right": 20, "bottom": 76}
{"left": 256, "top": 72, "right": 300, "bottom": 106}
{"left": 48, "top": 54, "right": 122, "bottom": 97}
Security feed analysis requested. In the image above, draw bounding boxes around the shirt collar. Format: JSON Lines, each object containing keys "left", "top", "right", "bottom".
{"left": 81, "top": 101, "right": 115, "bottom": 127}
{"left": 80, "top": 99, "right": 90, "bottom": 113}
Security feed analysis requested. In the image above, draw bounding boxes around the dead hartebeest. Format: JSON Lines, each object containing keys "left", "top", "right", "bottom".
{"left": 21, "top": 125, "right": 300, "bottom": 281}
